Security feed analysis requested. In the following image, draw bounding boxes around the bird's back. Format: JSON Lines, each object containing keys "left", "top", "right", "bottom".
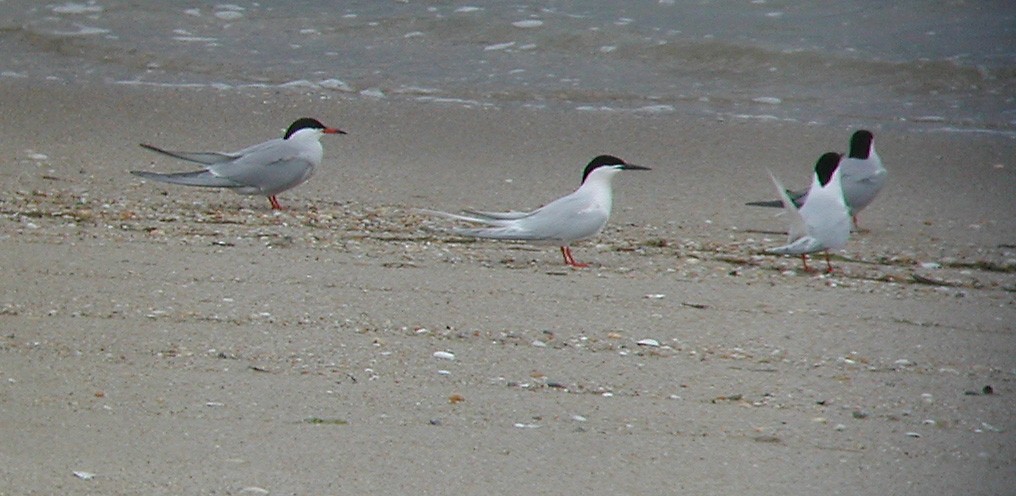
{"left": 208, "top": 137, "right": 322, "bottom": 195}
{"left": 799, "top": 174, "right": 851, "bottom": 250}
{"left": 839, "top": 150, "right": 886, "bottom": 213}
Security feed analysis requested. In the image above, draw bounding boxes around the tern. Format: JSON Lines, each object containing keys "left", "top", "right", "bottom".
{"left": 747, "top": 130, "right": 885, "bottom": 228}
{"left": 421, "top": 155, "right": 650, "bottom": 267}
{"left": 131, "top": 117, "right": 346, "bottom": 210}
{"left": 766, "top": 152, "right": 851, "bottom": 273}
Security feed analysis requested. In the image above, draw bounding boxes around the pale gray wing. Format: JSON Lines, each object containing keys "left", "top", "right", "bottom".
{"left": 838, "top": 155, "right": 887, "bottom": 212}
{"left": 459, "top": 193, "right": 607, "bottom": 242}
{"left": 839, "top": 155, "right": 885, "bottom": 183}
{"left": 206, "top": 139, "right": 313, "bottom": 195}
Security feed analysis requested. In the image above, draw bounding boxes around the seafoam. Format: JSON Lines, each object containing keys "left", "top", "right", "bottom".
{"left": 1, "top": 0, "right": 1013, "bottom": 135}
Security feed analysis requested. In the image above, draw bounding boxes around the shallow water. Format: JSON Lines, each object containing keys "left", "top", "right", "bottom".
{"left": 2, "top": 0, "right": 1014, "bottom": 134}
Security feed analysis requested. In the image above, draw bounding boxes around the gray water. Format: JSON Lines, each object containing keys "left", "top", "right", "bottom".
{"left": 2, "top": 1, "right": 1014, "bottom": 134}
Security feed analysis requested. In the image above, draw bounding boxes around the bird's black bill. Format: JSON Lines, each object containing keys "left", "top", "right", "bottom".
{"left": 621, "top": 164, "right": 651, "bottom": 171}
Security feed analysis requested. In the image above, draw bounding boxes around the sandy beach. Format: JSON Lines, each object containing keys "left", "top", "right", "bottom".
{"left": 1, "top": 81, "right": 1014, "bottom": 495}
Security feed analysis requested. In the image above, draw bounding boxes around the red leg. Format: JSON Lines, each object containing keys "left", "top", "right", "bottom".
{"left": 800, "top": 254, "right": 811, "bottom": 272}
{"left": 560, "top": 246, "right": 575, "bottom": 265}
{"left": 824, "top": 251, "right": 835, "bottom": 273}
{"left": 268, "top": 195, "right": 282, "bottom": 210}
{"left": 560, "top": 246, "right": 589, "bottom": 268}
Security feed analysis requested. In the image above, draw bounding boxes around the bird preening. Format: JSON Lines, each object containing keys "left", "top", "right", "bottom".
{"left": 747, "top": 130, "right": 885, "bottom": 230}
{"left": 749, "top": 129, "right": 886, "bottom": 273}
{"left": 421, "top": 155, "right": 650, "bottom": 268}
{"left": 765, "top": 152, "right": 852, "bottom": 273}
{"left": 131, "top": 117, "right": 345, "bottom": 210}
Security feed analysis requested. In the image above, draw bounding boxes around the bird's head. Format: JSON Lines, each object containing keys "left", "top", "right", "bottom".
{"left": 581, "top": 155, "right": 651, "bottom": 184}
{"left": 284, "top": 117, "right": 347, "bottom": 139}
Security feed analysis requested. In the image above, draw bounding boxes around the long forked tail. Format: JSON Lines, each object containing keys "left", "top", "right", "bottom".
{"left": 766, "top": 235, "right": 823, "bottom": 256}
{"left": 130, "top": 169, "right": 241, "bottom": 188}
{"left": 417, "top": 208, "right": 501, "bottom": 225}
{"left": 461, "top": 209, "right": 532, "bottom": 221}
{"left": 418, "top": 208, "right": 534, "bottom": 240}
{"left": 745, "top": 189, "right": 806, "bottom": 208}
{"left": 139, "top": 143, "right": 236, "bottom": 165}
{"left": 745, "top": 198, "right": 785, "bottom": 208}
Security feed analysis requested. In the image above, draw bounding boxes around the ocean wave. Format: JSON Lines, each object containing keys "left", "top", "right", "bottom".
{"left": 1, "top": 0, "right": 1012, "bottom": 134}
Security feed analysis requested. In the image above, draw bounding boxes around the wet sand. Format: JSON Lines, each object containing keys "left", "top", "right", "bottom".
{"left": 1, "top": 81, "right": 1014, "bottom": 495}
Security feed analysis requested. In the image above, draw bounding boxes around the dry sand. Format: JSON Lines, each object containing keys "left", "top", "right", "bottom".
{"left": 1, "top": 81, "right": 1014, "bottom": 495}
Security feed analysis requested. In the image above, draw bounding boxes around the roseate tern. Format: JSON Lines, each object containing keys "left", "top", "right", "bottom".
{"left": 422, "top": 155, "right": 650, "bottom": 267}
{"left": 131, "top": 117, "right": 345, "bottom": 209}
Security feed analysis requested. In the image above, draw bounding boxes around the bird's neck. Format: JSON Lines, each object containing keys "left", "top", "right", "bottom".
{"left": 577, "top": 175, "right": 615, "bottom": 208}
{"left": 868, "top": 148, "right": 882, "bottom": 167}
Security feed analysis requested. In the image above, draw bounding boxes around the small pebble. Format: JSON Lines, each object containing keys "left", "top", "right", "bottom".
{"left": 433, "top": 351, "right": 455, "bottom": 361}
{"left": 905, "top": 432, "right": 922, "bottom": 438}
{"left": 72, "top": 471, "right": 95, "bottom": 480}
{"left": 512, "top": 20, "right": 544, "bottom": 28}
{"left": 636, "top": 338, "right": 660, "bottom": 347}
{"left": 239, "top": 488, "right": 270, "bottom": 495}
{"left": 980, "top": 422, "right": 1001, "bottom": 432}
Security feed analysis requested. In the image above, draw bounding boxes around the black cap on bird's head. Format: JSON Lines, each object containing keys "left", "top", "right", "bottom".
{"left": 848, "top": 130, "right": 874, "bottom": 159}
{"left": 814, "top": 152, "right": 843, "bottom": 187}
{"left": 284, "top": 117, "right": 347, "bottom": 139}
{"left": 581, "top": 155, "right": 651, "bottom": 183}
